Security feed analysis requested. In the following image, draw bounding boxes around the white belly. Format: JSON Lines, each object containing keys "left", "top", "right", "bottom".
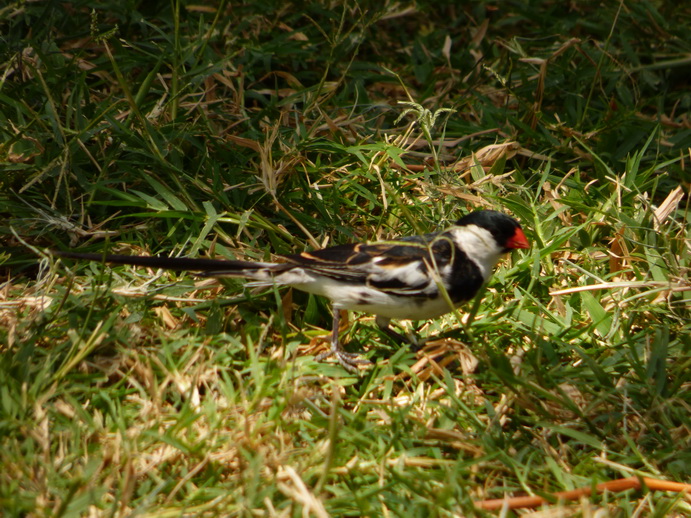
{"left": 292, "top": 278, "right": 457, "bottom": 321}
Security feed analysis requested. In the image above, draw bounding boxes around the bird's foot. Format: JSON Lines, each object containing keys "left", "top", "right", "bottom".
{"left": 316, "top": 309, "right": 372, "bottom": 372}
{"left": 316, "top": 348, "right": 371, "bottom": 373}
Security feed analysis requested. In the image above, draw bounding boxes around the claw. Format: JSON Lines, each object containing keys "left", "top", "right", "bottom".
{"left": 314, "top": 309, "right": 372, "bottom": 372}
{"left": 316, "top": 348, "right": 372, "bottom": 372}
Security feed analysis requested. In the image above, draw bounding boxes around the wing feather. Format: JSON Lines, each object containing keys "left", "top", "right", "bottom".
{"left": 282, "top": 233, "right": 456, "bottom": 298}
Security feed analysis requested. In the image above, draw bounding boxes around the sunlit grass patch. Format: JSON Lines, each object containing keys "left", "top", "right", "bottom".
{"left": 2, "top": 0, "right": 690, "bottom": 515}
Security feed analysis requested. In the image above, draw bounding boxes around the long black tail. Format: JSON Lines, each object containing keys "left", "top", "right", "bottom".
{"left": 53, "top": 250, "right": 269, "bottom": 274}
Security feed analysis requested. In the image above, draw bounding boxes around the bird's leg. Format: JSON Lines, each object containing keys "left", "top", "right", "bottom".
{"left": 375, "top": 316, "right": 422, "bottom": 351}
{"left": 315, "top": 309, "right": 372, "bottom": 372}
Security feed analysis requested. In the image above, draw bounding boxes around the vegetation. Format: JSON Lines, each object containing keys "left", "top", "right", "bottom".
{"left": 1, "top": 1, "right": 689, "bottom": 515}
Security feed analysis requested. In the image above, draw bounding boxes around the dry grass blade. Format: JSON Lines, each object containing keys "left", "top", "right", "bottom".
{"left": 474, "top": 477, "right": 691, "bottom": 511}
{"left": 549, "top": 280, "right": 690, "bottom": 296}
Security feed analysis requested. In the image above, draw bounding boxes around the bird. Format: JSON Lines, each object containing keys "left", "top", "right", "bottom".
{"left": 55, "top": 210, "right": 529, "bottom": 371}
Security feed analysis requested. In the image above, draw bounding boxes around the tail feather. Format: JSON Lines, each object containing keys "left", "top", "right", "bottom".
{"left": 53, "top": 250, "right": 272, "bottom": 274}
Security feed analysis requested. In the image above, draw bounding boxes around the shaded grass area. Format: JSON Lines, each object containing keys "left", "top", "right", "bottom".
{"left": 1, "top": 1, "right": 690, "bottom": 516}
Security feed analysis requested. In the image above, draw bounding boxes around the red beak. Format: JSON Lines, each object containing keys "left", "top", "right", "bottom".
{"left": 506, "top": 227, "right": 530, "bottom": 249}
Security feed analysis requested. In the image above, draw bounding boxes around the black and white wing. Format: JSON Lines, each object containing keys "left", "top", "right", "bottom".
{"left": 282, "top": 231, "right": 485, "bottom": 304}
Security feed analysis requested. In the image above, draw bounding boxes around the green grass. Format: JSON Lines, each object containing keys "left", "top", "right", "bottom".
{"left": 1, "top": 1, "right": 690, "bottom": 516}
